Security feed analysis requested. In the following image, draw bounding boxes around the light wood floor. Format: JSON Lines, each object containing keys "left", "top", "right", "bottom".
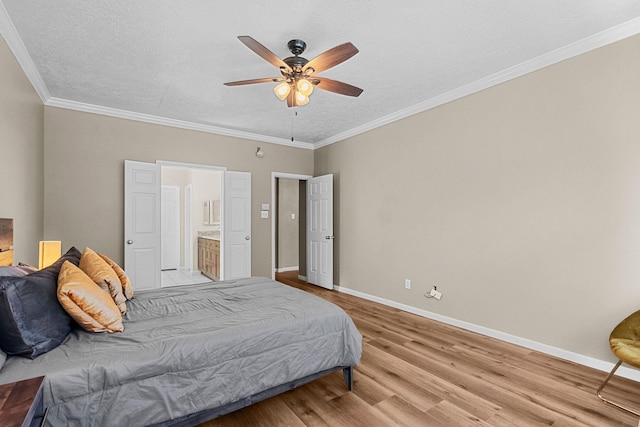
{"left": 201, "top": 271, "right": 640, "bottom": 426}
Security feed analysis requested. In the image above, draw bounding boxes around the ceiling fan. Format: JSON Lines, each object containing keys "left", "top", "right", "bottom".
{"left": 224, "top": 36, "right": 363, "bottom": 107}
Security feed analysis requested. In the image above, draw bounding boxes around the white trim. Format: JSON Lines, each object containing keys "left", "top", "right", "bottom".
{"left": 271, "top": 172, "right": 312, "bottom": 280}
{"left": 298, "top": 274, "right": 307, "bottom": 281}
{"left": 157, "top": 160, "right": 227, "bottom": 171}
{"left": 313, "top": 17, "right": 640, "bottom": 149}
{"left": 276, "top": 266, "right": 299, "bottom": 273}
{"left": 0, "top": 2, "right": 50, "bottom": 102}
{"left": 45, "top": 97, "right": 315, "bottom": 149}
{"left": 336, "top": 285, "right": 640, "bottom": 382}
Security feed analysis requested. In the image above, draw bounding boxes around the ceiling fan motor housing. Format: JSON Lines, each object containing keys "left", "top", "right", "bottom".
{"left": 283, "top": 55, "right": 309, "bottom": 70}
{"left": 284, "top": 39, "right": 309, "bottom": 72}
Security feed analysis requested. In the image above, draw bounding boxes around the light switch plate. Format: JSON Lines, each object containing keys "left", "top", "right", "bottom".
{"left": 261, "top": 210, "right": 269, "bottom": 219}
{"left": 261, "top": 203, "right": 270, "bottom": 210}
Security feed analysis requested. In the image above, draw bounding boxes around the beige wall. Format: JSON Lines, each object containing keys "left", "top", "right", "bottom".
{"left": 315, "top": 33, "right": 640, "bottom": 362}
{"left": 0, "top": 36, "right": 44, "bottom": 266}
{"left": 43, "top": 107, "right": 314, "bottom": 277}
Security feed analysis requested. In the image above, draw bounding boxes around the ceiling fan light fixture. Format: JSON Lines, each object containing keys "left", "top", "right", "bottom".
{"left": 297, "top": 79, "right": 314, "bottom": 97}
{"left": 295, "top": 91, "right": 309, "bottom": 106}
{"left": 274, "top": 82, "right": 291, "bottom": 101}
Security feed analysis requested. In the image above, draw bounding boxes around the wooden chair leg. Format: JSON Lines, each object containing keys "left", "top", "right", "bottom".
{"left": 598, "top": 360, "right": 640, "bottom": 417}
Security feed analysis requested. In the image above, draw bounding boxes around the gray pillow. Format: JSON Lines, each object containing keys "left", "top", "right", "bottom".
{"left": 0, "top": 348, "right": 6, "bottom": 370}
{"left": 0, "top": 247, "right": 81, "bottom": 358}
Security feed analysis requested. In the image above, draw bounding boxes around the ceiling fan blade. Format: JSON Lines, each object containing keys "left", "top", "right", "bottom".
{"left": 314, "top": 77, "right": 363, "bottom": 97}
{"left": 303, "top": 42, "right": 359, "bottom": 74}
{"left": 224, "top": 77, "right": 282, "bottom": 86}
{"left": 237, "top": 36, "right": 291, "bottom": 71}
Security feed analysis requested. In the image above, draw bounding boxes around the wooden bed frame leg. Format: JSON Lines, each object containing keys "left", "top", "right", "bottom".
{"left": 343, "top": 366, "right": 353, "bottom": 390}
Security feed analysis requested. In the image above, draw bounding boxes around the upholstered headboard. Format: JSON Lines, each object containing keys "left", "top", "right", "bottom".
{"left": 0, "top": 218, "right": 14, "bottom": 266}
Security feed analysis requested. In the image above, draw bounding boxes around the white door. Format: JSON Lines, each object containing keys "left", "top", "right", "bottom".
{"left": 161, "top": 185, "right": 180, "bottom": 270}
{"left": 307, "top": 174, "right": 333, "bottom": 289}
{"left": 224, "top": 171, "right": 251, "bottom": 280}
{"left": 184, "top": 184, "right": 193, "bottom": 271}
{"left": 124, "top": 160, "right": 160, "bottom": 290}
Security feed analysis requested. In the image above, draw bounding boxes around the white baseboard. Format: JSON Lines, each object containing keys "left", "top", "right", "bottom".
{"left": 335, "top": 285, "right": 640, "bottom": 382}
{"left": 298, "top": 274, "right": 307, "bottom": 281}
{"left": 276, "top": 266, "right": 299, "bottom": 273}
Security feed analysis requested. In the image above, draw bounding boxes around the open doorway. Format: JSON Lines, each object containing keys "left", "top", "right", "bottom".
{"left": 274, "top": 178, "right": 307, "bottom": 278}
{"left": 161, "top": 164, "right": 223, "bottom": 286}
{"left": 272, "top": 173, "right": 311, "bottom": 281}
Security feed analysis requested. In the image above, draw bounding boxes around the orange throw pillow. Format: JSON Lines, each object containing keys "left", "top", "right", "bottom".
{"left": 80, "top": 247, "right": 127, "bottom": 314}
{"left": 57, "top": 261, "right": 123, "bottom": 333}
{"left": 98, "top": 253, "right": 134, "bottom": 300}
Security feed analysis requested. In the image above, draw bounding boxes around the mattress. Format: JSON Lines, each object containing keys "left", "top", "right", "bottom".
{"left": 0, "top": 277, "right": 362, "bottom": 426}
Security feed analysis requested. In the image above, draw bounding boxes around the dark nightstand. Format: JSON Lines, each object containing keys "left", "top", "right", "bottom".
{"left": 0, "top": 376, "right": 47, "bottom": 427}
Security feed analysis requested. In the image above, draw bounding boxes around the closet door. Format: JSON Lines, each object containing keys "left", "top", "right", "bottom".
{"left": 307, "top": 174, "right": 333, "bottom": 290}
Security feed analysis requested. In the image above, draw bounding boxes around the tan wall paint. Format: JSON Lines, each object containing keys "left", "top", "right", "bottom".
{"left": 0, "top": 36, "right": 44, "bottom": 266}
{"left": 315, "top": 34, "right": 640, "bottom": 362}
{"left": 43, "top": 107, "right": 313, "bottom": 276}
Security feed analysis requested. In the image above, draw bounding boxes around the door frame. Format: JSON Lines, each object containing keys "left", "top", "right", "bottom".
{"left": 271, "top": 172, "right": 312, "bottom": 280}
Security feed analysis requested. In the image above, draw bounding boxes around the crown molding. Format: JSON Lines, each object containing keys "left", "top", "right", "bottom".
{"left": 0, "top": 2, "right": 50, "bottom": 102}
{"left": 313, "top": 16, "right": 640, "bottom": 150}
{"left": 45, "top": 97, "right": 314, "bottom": 149}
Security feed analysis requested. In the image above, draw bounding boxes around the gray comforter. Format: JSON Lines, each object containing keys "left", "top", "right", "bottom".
{"left": 0, "top": 277, "right": 362, "bottom": 426}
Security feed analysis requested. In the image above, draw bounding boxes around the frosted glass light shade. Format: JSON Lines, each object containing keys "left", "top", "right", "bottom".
{"left": 273, "top": 82, "right": 291, "bottom": 100}
{"left": 39, "top": 240, "right": 61, "bottom": 269}
{"left": 295, "top": 91, "right": 309, "bottom": 106}
{"left": 296, "top": 79, "right": 314, "bottom": 96}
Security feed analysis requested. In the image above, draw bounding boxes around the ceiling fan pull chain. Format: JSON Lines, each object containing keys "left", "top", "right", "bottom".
{"left": 291, "top": 110, "right": 297, "bottom": 142}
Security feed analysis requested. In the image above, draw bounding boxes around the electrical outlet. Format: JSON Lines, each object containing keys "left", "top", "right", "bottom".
{"left": 405, "top": 279, "right": 411, "bottom": 290}
{"left": 426, "top": 286, "right": 443, "bottom": 300}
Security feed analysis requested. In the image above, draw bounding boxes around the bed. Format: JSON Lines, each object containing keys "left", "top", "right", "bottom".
{"left": 0, "top": 263, "right": 362, "bottom": 426}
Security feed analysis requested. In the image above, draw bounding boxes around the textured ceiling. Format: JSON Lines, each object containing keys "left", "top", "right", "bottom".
{"left": 2, "top": 1, "right": 640, "bottom": 147}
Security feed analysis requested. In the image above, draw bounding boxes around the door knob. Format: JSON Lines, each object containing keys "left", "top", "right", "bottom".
{"left": 127, "top": 240, "right": 133, "bottom": 244}
{"left": 325, "top": 236, "right": 334, "bottom": 240}
{"left": 245, "top": 236, "right": 251, "bottom": 240}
